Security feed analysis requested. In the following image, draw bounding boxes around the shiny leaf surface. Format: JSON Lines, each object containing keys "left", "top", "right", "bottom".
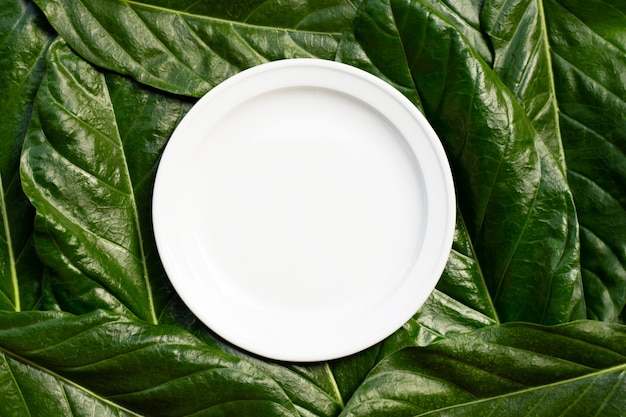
{"left": 33, "top": 0, "right": 357, "bottom": 96}
{"left": 0, "top": 352, "right": 140, "bottom": 417}
{"left": 0, "top": 0, "right": 53, "bottom": 311}
{"left": 482, "top": 0, "right": 566, "bottom": 170}
{"left": 17, "top": 19, "right": 501, "bottom": 417}
{"left": 20, "top": 39, "right": 191, "bottom": 323}
{"left": 482, "top": 0, "right": 626, "bottom": 322}
{"left": 4, "top": 0, "right": 626, "bottom": 415}
{"left": 545, "top": 0, "right": 626, "bottom": 322}
{"left": 341, "top": 321, "right": 626, "bottom": 416}
{"left": 0, "top": 310, "right": 299, "bottom": 416}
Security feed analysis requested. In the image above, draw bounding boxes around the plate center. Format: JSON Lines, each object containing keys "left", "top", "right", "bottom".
{"left": 189, "top": 88, "right": 425, "bottom": 312}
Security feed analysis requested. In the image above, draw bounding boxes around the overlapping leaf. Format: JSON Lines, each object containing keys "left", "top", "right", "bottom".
{"left": 543, "top": 0, "right": 626, "bottom": 322}
{"left": 4, "top": 0, "right": 626, "bottom": 415}
{"left": 2, "top": 312, "right": 625, "bottom": 416}
{"left": 479, "top": 0, "right": 626, "bottom": 323}
{"left": 20, "top": 39, "right": 192, "bottom": 323}
{"left": 478, "top": 0, "right": 626, "bottom": 322}
{"left": 33, "top": 0, "right": 357, "bottom": 97}
{"left": 0, "top": 310, "right": 299, "bottom": 416}
{"left": 340, "top": 321, "right": 626, "bottom": 416}
{"left": 0, "top": 352, "right": 140, "bottom": 416}
{"left": 482, "top": 0, "right": 566, "bottom": 170}
{"left": 0, "top": 0, "right": 53, "bottom": 311}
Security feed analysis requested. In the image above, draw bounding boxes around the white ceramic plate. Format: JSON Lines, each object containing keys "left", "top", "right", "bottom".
{"left": 153, "top": 59, "right": 455, "bottom": 362}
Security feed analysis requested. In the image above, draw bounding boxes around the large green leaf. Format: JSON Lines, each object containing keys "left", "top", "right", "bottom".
{"left": 33, "top": 0, "right": 357, "bottom": 96}
{"left": 0, "top": 309, "right": 299, "bottom": 416}
{"left": 0, "top": 0, "right": 54, "bottom": 311}
{"left": 483, "top": 0, "right": 626, "bottom": 322}
{"left": 0, "top": 352, "right": 140, "bottom": 417}
{"left": 340, "top": 320, "right": 626, "bottom": 416}
{"left": 341, "top": 0, "right": 585, "bottom": 324}
{"left": 482, "top": 0, "right": 566, "bottom": 170}
{"left": 478, "top": 0, "right": 585, "bottom": 327}
{"left": 7, "top": 0, "right": 626, "bottom": 415}
{"left": 2, "top": 310, "right": 625, "bottom": 416}
{"left": 135, "top": 0, "right": 359, "bottom": 31}
{"left": 20, "top": 38, "right": 192, "bottom": 323}
{"left": 544, "top": 0, "right": 626, "bottom": 322}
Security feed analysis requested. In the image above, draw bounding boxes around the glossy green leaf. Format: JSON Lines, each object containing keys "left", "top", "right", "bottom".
{"left": 138, "top": 0, "right": 359, "bottom": 32}
{"left": 20, "top": 39, "right": 192, "bottom": 323}
{"left": 482, "top": 0, "right": 626, "bottom": 322}
{"left": 0, "top": 0, "right": 54, "bottom": 311}
{"left": 0, "top": 309, "right": 299, "bottom": 416}
{"left": 6, "top": 0, "right": 626, "bottom": 415}
{"left": 0, "top": 352, "right": 140, "bottom": 417}
{"left": 478, "top": 0, "right": 584, "bottom": 326}
{"left": 33, "top": 0, "right": 357, "bottom": 96}
{"left": 341, "top": 321, "right": 626, "bottom": 416}
{"left": 435, "top": 212, "right": 498, "bottom": 323}
{"left": 482, "top": 0, "right": 566, "bottom": 170}
{"left": 544, "top": 0, "right": 626, "bottom": 321}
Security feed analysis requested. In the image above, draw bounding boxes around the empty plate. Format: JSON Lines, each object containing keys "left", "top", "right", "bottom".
{"left": 153, "top": 59, "right": 455, "bottom": 362}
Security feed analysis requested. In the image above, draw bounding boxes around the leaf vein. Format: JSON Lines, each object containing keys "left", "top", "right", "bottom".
{"left": 0, "top": 346, "right": 141, "bottom": 415}
{"left": 550, "top": 50, "right": 626, "bottom": 106}
{"left": 73, "top": 0, "right": 160, "bottom": 81}
{"left": 592, "top": 370, "right": 626, "bottom": 417}
{"left": 126, "top": 5, "right": 209, "bottom": 84}
{"left": 569, "top": 170, "right": 626, "bottom": 220}
{"left": 2, "top": 354, "right": 32, "bottom": 417}
{"left": 121, "top": 0, "right": 344, "bottom": 36}
{"left": 99, "top": 70, "right": 158, "bottom": 324}
{"left": 0, "top": 175, "right": 19, "bottom": 311}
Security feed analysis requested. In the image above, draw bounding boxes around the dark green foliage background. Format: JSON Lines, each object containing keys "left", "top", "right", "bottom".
{"left": 1, "top": 0, "right": 625, "bottom": 415}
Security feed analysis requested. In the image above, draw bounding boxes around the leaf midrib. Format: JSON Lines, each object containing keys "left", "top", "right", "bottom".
{"left": 0, "top": 175, "right": 19, "bottom": 312}
{"left": 416, "top": 362, "right": 626, "bottom": 416}
{"left": 1, "top": 349, "right": 31, "bottom": 416}
{"left": 103, "top": 88, "right": 159, "bottom": 326}
{"left": 0, "top": 347, "right": 142, "bottom": 416}
{"left": 122, "top": 0, "right": 349, "bottom": 36}
{"left": 537, "top": 0, "right": 567, "bottom": 173}
{"left": 44, "top": 55, "right": 160, "bottom": 324}
{"left": 324, "top": 363, "right": 345, "bottom": 408}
